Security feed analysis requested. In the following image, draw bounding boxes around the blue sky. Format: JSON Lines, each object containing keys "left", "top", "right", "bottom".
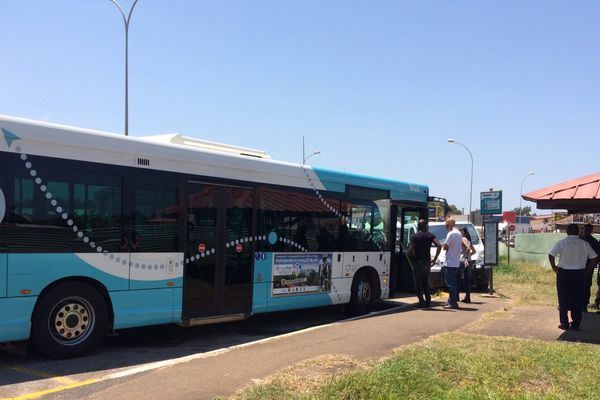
{"left": 1, "top": 1, "right": 599, "bottom": 214}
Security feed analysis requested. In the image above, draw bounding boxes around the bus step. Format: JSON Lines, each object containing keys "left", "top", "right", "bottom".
{"left": 177, "top": 313, "right": 246, "bottom": 327}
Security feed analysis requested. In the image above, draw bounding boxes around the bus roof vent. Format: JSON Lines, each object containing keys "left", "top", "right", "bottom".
{"left": 137, "top": 157, "right": 150, "bottom": 166}
{"left": 139, "top": 133, "right": 271, "bottom": 159}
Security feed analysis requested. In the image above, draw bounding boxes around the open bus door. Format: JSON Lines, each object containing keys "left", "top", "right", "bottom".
{"left": 389, "top": 204, "right": 427, "bottom": 295}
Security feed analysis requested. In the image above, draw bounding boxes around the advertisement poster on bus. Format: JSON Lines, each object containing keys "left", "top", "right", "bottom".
{"left": 272, "top": 253, "right": 332, "bottom": 296}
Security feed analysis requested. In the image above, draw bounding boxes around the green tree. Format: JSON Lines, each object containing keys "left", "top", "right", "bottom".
{"left": 513, "top": 206, "right": 533, "bottom": 216}
{"left": 448, "top": 204, "right": 462, "bottom": 215}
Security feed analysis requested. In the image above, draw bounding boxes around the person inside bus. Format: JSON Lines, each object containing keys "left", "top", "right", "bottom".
{"left": 459, "top": 227, "right": 476, "bottom": 304}
{"left": 119, "top": 230, "right": 141, "bottom": 252}
{"left": 294, "top": 225, "right": 309, "bottom": 250}
{"left": 337, "top": 224, "right": 350, "bottom": 251}
{"left": 317, "top": 226, "right": 333, "bottom": 251}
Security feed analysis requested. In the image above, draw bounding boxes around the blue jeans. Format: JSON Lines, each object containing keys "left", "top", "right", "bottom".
{"left": 444, "top": 267, "right": 460, "bottom": 306}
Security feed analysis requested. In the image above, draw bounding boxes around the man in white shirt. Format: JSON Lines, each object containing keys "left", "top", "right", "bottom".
{"left": 443, "top": 217, "right": 463, "bottom": 309}
{"left": 548, "top": 223, "right": 598, "bottom": 330}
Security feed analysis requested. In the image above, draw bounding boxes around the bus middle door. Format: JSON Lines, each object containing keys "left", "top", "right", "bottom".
{"left": 183, "top": 182, "right": 254, "bottom": 322}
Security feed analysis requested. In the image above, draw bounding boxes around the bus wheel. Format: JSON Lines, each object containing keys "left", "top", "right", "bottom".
{"left": 349, "top": 272, "right": 373, "bottom": 315}
{"left": 32, "top": 282, "right": 108, "bottom": 358}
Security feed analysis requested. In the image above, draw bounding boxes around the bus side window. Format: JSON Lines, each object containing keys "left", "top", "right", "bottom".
{"left": 131, "top": 175, "right": 179, "bottom": 252}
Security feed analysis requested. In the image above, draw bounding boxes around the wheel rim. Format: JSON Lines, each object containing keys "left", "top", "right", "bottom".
{"left": 48, "top": 296, "right": 95, "bottom": 346}
{"left": 357, "top": 279, "right": 372, "bottom": 304}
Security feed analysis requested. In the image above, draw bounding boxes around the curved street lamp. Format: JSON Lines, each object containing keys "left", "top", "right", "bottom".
{"left": 519, "top": 171, "right": 535, "bottom": 227}
{"left": 303, "top": 150, "right": 321, "bottom": 164}
{"left": 447, "top": 138, "right": 474, "bottom": 222}
{"left": 302, "top": 136, "right": 321, "bottom": 164}
{"left": 108, "top": 0, "right": 140, "bottom": 136}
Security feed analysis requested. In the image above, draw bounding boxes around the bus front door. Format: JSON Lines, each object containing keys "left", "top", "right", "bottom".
{"left": 393, "top": 208, "right": 422, "bottom": 292}
{"left": 183, "top": 182, "right": 254, "bottom": 320}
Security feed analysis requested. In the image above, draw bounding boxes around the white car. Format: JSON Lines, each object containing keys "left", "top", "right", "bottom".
{"left": 427, "top": 221, "right": 491, "bottom": 290}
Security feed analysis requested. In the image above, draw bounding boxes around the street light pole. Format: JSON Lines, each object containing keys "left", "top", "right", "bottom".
{"left": 108, "top": 0, "right": 139, "bottom": 136}
{"left": 303, "top": 149, "right": 321, "bottom": 164}
{"left": 519, "top": 171, "right": 535, "bottom": 228}
{"left": 302, "top": 135, "right": 321, "bottom": 164}
{"left": 447, "top": 138, "right": 473, "bottom": 222}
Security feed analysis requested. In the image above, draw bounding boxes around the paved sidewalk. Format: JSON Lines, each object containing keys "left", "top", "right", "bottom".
{"left": 74, "top": 294, "right": 600, "bottom": 400}
{"left": 79, "top": 294, "right": 508, "bottom": 400}
{"left": 465, "top": 304, "right": 600, "bottom": 344}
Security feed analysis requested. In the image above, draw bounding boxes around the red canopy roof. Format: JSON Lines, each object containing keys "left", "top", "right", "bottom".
{"left": 522, "top": 171, "right": 600, "bottom": 213}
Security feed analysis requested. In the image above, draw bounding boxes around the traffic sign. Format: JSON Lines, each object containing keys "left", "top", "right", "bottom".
{"left": 509, "top": 224, "right": 516, "bottom": 232}
{"left": 480, "top": 190, "right": 502, "bottom": 215}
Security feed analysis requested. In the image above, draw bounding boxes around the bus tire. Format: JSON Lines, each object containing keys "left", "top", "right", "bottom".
{"left": 31, "top": 282, "right": 108, "bottom": 358}
{"left": 348, "top": 271, "right": 373, "bottom": 315}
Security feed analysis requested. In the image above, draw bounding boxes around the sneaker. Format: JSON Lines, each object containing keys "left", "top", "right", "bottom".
{"left": 443, "top": 303, "right": 459, "bottom": 309}
{"left": 558, "top": 324, "right": 569, "bottom": 330}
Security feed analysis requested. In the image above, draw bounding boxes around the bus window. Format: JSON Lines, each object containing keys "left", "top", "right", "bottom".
{"left": 131, "top": 175, "right": 179, "bottom": 252}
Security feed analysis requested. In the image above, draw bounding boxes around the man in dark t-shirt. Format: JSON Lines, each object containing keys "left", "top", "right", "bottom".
{"left": 408, "top": 219, "right": 442, "bottom": 307}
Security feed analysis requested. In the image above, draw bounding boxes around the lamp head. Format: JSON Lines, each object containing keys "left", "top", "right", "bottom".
{"left": 447, "top": 138, "right": 455, "bottom": 143}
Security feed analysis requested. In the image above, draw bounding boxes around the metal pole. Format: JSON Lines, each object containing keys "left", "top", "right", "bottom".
{"left": 109, "top": 0, "right": 139, "bottom": 136}
{"left": 303, "top": 149, "right": 321, "bottom": 164}
{"left": 302, "top": 136, "right": 305, "bottom": 164}
{"left": 507, "top": 228, "right": 511, "bottom": 268}
{"left": 302, "top": 136, "right": 321, "bottom": 164}
{"left": 519, "top": 171, "right": 535, "bottom": 229}
{"left": 447, "top": 139, "right": 473, "bottom": 222}
{"left": 489, "top": 262, "right": 494, "bottom": 295}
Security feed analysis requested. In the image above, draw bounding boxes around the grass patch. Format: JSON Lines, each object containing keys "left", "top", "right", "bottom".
{"left": 226, "top": 355, "right": 366, "bottom": 400}
{"left": 232, "top": 333, "right": 600, "bottom": 400}
{"left": 493, "top": 260, "right": 599, "bottom": 308}
{"left": 228, "top": 260, "right": 600, "bottom": 400}
{"left": 493, "top": 260, "right": 557, "bottom": 307}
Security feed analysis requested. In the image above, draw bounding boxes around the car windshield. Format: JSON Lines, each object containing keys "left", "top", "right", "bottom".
{"left": 429, "top": 225, "right": 449, "bottom": 244}
{"left": 428, "top": 223, "right": 480, "bottom": 245}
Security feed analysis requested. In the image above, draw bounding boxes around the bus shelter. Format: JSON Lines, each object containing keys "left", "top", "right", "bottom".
{"left": 522, "top": 171, "right": 600, "bottom": 214}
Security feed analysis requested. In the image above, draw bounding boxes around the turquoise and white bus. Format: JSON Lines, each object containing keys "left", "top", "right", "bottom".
{"left": 0, "top": 115, "right": 428, "bottom": 358}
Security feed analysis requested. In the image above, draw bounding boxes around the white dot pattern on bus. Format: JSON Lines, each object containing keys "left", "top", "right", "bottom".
{"left": 15, "top": 145, "right": 308, "bottom": 269}
{"left": 185, "top": 234, "right": 307, "bottom": 265}
{"left": 301, "top": 166, "right": 383, "bottom": 252}
{"left": 9, "top": 132, "right": 379, "bottom": 282}
{"left": 13, "top": 147, "right": 181, "bottom": 271}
